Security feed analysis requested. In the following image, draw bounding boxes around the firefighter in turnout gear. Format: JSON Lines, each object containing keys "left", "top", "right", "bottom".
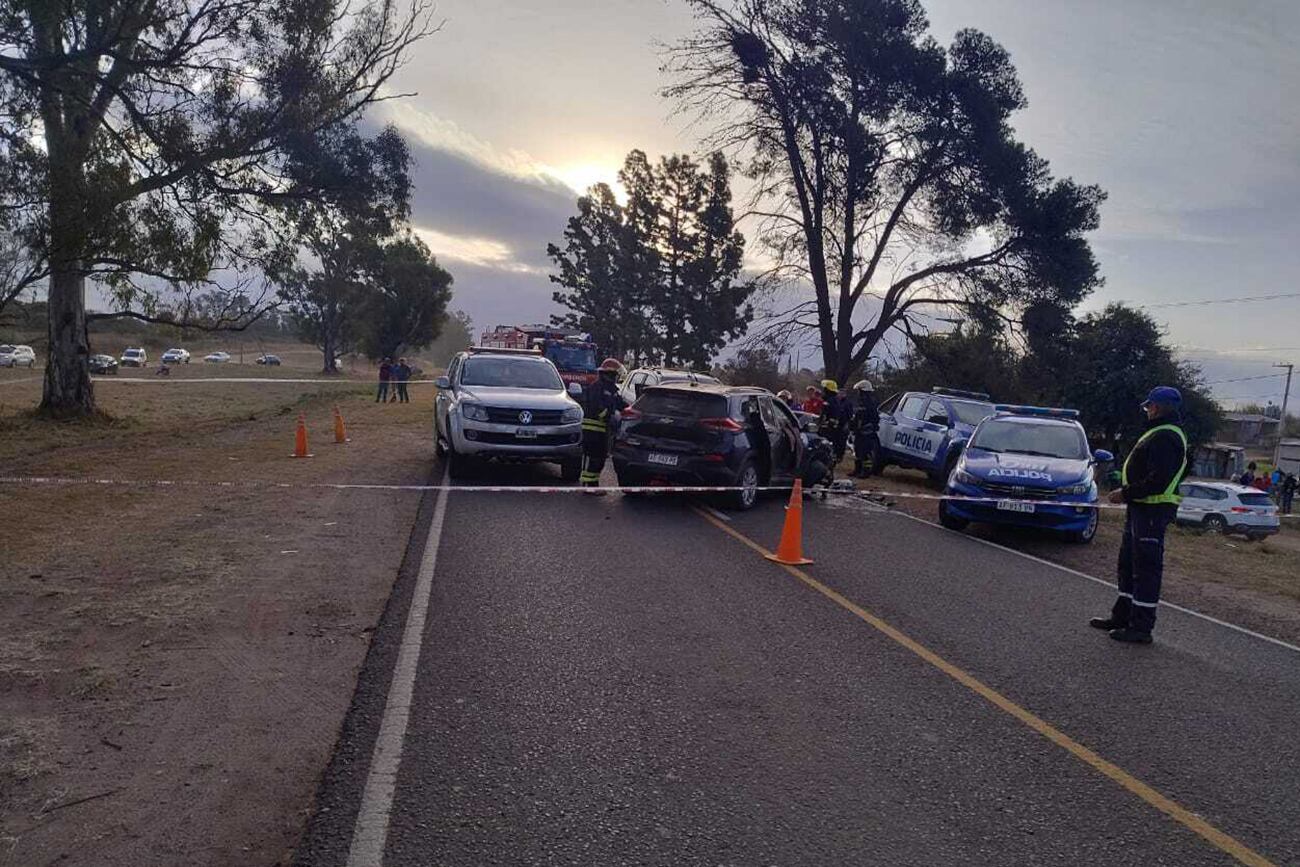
{"left": 850, "top": 379, "right": 879, "bottom": 478}
{"left": 818, "top": 379, "right": 851, "bottom": 463}
{"left": 1090, "top": 386, "right": 1188, "bottom": 644}
{"left": 579, "top": 358, "right": 628, "bottom": 494}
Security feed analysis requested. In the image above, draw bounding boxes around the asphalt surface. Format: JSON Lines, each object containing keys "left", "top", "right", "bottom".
{"left": 295, "top": 465, "right": 1300, "bottom": 867}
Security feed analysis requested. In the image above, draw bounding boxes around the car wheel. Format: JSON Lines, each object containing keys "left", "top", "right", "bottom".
{"left": 446, "top": 445, "right": 474, "bottom": 481}
{"left": 1067, "top": 507, "right": 1099, "bottom": 543}
{"left": 1202, "top": 514, "right": 1228, "bottom": 534}
{"left": 938, "top": 499, "right": 968, "bottom": 531}
{"left": 560, "top": 457, "right": 582, "bottom": 483}
{"left": 730, "top": 459, "right": 760, "bottom": 511}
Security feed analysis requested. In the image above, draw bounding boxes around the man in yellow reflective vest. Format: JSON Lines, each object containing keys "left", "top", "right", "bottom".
{"left": 1090, "top": 386, "right": 1189, "bottom": 644}
{"left": 579, "top": 357, "right": 628, "bottom": 494}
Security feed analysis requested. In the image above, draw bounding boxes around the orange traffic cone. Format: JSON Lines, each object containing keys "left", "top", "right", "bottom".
{"left": 291, "top": 413, "right": 313, "bottom": 458}
{"left": 333, "top": 405, "right": 350, "bottom": 444}
{"left": 765, "top": 478, "right": 813, "bottom": 565}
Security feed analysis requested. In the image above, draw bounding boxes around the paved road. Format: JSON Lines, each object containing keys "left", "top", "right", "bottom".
{"left": 295, "top": 466, "right": 1300, "bottom": 866}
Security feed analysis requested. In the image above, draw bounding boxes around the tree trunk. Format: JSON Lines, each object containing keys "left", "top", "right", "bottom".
{"left": 40, "top": 166, "right": 95, "bottom": 416}
{"left": 321, "top": 293, "right": 338, "bottom": 374}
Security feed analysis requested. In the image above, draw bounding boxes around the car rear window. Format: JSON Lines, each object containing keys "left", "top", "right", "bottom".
{"left": 635, "top": 390, "right": 727, "bottom": 419}
{"left": 1237, "top": 493, "right": 1274, "bottom": 507}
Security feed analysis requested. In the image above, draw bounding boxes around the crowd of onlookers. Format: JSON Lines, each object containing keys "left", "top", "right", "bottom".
{"left": 1239, "top": 462, "right": 1297, "bottom": 515}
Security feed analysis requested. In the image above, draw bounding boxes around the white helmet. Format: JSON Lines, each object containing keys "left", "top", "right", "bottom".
{"left": 853, "top": 379, "right": 874, "bottom": 392}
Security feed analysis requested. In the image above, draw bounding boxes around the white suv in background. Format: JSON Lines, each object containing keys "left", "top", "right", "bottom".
{"left": 618, "top": 367, "right": 719, "bottom": 406}
{"left": 1176, "top": 481, "right": 1280, "bottom": 540}
{"left": 0, "top": 344, "right": 36, "bottom": 367}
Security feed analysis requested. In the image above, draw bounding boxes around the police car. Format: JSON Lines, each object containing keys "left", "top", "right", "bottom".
{"left": 873, "top": 387, "right": 997, "bottom": 482}
{"left": 938, "top": 405, "right": 1114, "bottom": 543}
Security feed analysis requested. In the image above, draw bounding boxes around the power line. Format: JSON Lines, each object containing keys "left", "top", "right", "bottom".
{"left": 1137, "top": 292, "right": 1300, "bottom": 310}
{"left": 1205, "top": 373, "right": 1285, "bottom": 385}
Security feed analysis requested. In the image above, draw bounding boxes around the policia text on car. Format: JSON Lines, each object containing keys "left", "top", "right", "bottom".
{"left": 1091, "top": 386, "right": 1189, "bottom": 645}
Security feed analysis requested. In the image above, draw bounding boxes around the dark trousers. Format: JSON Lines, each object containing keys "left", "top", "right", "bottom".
{"left": 1111, "top": 504, "right": 1176, "bottom": 633}
{"left": 580, "top": 430, "right": 608, "bottom": 486}
{"left": 853, "top": 430, "right": 878, "bottom": 473}
{"left": 825, "top": 425, "right": 848, "bottom": 462}
{"left": 396, "top": 382, "right": 410, "bottom": 403}
{"left": 1283, "top": 490, "right": 1294, "bottom": 514}
{"left": 376, "top": 381, "right": 389, "bottom": 402}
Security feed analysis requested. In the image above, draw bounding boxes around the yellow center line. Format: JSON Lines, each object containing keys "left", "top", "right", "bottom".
{"left": 692, "top": 506, "right": 1276, "bottom": 867}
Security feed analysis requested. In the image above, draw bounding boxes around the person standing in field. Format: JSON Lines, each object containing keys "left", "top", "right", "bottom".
{"left": 1281, "top": 473, "right": 1297, "bottom": 514}
{"left": 377, "top": 358, "right": 392, "bottom": 403}
{"left": 394, "top": 357, "right": 412, "bottom": 403}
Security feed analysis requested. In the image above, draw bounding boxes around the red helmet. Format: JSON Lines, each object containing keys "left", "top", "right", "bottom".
{"left": 598, "top": 357, "right": 624, "bottom": 374}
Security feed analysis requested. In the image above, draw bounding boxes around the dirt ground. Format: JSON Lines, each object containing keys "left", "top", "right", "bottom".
{"left": 0, "top": 360, "right": 435, "bottom": 866}
{"left": 847, "top": 461, "right": 1300, "bottom": 645}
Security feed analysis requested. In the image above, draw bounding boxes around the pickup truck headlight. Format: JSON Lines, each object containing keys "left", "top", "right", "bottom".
{"left": 460, "top": 402, "right": 489, "bottom": 422}
{"left": 952, "top": 469, "right": 981, "bottom": 487}
{"left": 561, "top": 406, "right": 583, "bottom": 424}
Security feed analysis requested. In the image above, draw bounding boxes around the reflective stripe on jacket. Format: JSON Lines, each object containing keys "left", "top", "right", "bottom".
{"left": 1121, "top": 422, "right": 1188, "bottom": 505}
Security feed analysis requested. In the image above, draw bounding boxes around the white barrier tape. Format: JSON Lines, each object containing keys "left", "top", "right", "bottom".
{"left": 82, "top": 376, "right": 423, "bottom": 385}
{"left": 0, "top": 475, "right": 1296, "bottom": 518}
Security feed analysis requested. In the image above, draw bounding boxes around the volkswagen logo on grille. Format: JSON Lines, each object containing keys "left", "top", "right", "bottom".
{"left": 518, "top": 410, "right": 533, "bottom": 425}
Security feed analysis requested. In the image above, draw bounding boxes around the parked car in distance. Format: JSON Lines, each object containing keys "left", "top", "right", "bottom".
{"left": 120, "top": 347, "right": 148, "bottom": 367}
{"left": 88, "top": 354, "right": 119, "bottom": 375}
{"left": 433, "top": 347, "right": 585, "bottom": 481}
{"left": 0, "top": 344, "right": 36, "bottom": 368}
{"left": 618, "top": 367, "right": 720, "bottom": 406}
{"left": 161, "top": 348, "right": 190, "bottom": 364}
{"left": 255, "top": 354, "right": 282, "bottom": 366}
{"left": 1176, "top": 481, "right": 1279, "bottom": 540}
{"left": 204, "top": 351, "right": 232, "bottom": 363}
{"left": 613, "top": 383, "right": 804, "bottom": 510}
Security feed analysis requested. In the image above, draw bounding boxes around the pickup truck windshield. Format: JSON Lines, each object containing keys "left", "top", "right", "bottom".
{"left": 971, "top": 419, "right": 1088, "bottom": 459}
{"left": 462, "top": 357, "right": 563, "bottom": 390}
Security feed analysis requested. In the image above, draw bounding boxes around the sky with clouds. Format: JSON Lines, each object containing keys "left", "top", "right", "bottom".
{"left": 372, "top": 0, "right": 1300, "bottom": 406}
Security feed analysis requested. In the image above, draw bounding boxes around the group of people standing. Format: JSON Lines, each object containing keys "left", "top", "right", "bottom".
{"left": 376, "top": 357, "right": 412, "bottom": 403}
{"left": 778, "top": 379, "right": 880, "bottom": 478}
{"left": 1239, "top": 461, "right": 1298, "bottom": 514}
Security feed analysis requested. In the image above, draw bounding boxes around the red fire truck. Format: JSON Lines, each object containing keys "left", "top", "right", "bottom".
{"left": 479, "top": 325, "right": 600, "bottom": 388}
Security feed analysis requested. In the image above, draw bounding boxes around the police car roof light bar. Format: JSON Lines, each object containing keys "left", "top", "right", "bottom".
{"left": 994, "top": 403, "right": 1080, "bottom": 419}
{"left": 932, "top": 386, "right": 991, "bottom": 401}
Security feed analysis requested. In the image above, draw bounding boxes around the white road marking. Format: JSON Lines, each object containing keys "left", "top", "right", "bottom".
{"left": 891, "top": 510, "right": 1300, "bottom": 656}
{"left": 346, "top": 466, "right": 451, "bottom": 867}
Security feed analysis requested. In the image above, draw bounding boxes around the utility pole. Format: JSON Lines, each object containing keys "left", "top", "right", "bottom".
{"left": 1274, "top": 362, "right": 1294, "bottom": 469}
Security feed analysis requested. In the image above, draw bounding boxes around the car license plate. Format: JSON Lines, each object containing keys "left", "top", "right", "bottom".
{"left": 996, "top": 499, "right": 1035, "bottom": 513}
{"left": 647, "top": 452, "right": 678, "bottom": 466}
{"left": 515, "top": 428, "right": 537, "bottom": 439}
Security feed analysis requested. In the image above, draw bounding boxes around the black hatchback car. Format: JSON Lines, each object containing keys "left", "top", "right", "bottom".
{"left": 612, "top": 383, "right": 804, "bottom": 509}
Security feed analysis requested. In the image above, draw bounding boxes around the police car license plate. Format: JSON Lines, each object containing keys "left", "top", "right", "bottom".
{"left": 515, "top": 428, "right": 538, "bottom": 439}
{"left": 996, "top": 499, "right": 1034, "bottom": 513}
{"left": 647, "top": 452, "right": 678, "bottom": 466}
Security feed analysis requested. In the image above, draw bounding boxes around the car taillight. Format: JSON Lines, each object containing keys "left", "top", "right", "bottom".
{"left": 622, "top": 407, "right": 642, "bottom": 421}
{"left": 699, "top": 417, "right": 743, "bottom": 432}
{"left": 1230, "top": 507, "right": 1251, "bottom": 513}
